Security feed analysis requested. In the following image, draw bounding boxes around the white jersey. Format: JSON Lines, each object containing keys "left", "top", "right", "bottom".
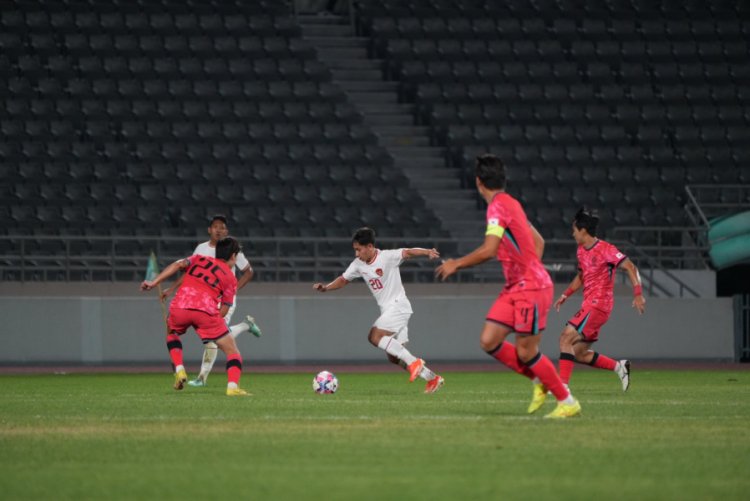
{"left": 342, "top": 249, "right": 412, "bottom": 314}
{"left": 192, "top": 241, "right": 251, "bottom": 274}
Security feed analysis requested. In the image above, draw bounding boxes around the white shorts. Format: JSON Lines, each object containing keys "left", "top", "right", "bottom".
{"left": 373, "top": 308, "right": 412, "bottom": 344}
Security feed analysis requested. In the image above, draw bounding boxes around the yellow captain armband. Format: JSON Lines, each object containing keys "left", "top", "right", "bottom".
{"left": 485, "top": 224, "right": 505, "bottom": 238}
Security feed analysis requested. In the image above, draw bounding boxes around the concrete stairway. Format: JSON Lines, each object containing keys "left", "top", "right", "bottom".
{"left": 298, "top": 15, "right": 483, "bottom": 244}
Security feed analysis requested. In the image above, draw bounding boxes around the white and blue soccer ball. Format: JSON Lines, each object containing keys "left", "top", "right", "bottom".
{"left": 313, "top": 371, "right": 339, "bottom": 394}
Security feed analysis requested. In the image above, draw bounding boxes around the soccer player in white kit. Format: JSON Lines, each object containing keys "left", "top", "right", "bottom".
{"left": 161, "top": 215, "right": 261, "bottom": 386}
{"left": 312, "top": 227, "right": 445, "bottom": 393}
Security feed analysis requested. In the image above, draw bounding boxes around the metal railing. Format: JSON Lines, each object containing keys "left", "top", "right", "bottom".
{"left": 611, "top": 226, "right": 711, "bottom": 270}
{"left": 0, "top": 235, "right": 583, "bottom": 284}
{"left": 685, "top": 185, "right": 750, "bottom": 222}
{"left": 0, "top": 234, "right": 706, "bottom": 298}
{"left": 610, "top": 238, "right": 701, "bottom": 298}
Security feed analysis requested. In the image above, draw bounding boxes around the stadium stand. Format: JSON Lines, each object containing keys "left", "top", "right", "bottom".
{"left": 355, "top": 0, "right": 750, "bottom": 243}
{"left": 0, "top": 0, "right": 448, "bottom": 252}
{"left": 1, "top": 0, "right": 748, "bottom": 285}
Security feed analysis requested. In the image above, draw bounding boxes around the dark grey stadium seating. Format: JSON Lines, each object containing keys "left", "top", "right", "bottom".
{"left": 356, "top": 0, "right": 750, "bottom": 237}
{"left": 1, "top": 0, "right": 447, "bottom": 260}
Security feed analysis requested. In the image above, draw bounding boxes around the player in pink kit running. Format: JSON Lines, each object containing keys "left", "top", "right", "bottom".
{"left": 140, "top": 237, "right": 249, "bottom": 396}
{"left": 552, "top": 208, "right": 646, "bottom": 395}
{"left": 436, "top": 154, "right": 581, "bottom": 418}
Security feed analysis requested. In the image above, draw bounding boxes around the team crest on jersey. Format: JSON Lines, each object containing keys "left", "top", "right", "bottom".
{"left": 375, "top": 268, "right": 383, "bottom": 277}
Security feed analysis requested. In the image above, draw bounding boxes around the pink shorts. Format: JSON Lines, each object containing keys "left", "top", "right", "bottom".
{"left": 486, "top": 287, "right": 553, "bottom": 335}
{"left": 567, "top": 303, "right": 611, "bottom": 342}
{"left": 167, "top": 308, "right": 229, "bottom": 342}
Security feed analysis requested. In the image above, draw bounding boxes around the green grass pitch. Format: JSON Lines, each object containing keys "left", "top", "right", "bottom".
{"left": 1, "top": 370, "right": 749, "bottom": 500}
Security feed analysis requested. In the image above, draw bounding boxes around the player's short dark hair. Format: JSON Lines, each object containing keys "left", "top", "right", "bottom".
{"left": 352, "top": 227, "right": 376, "bottom": 246}
{"left": 475, "top": 154, "right": 507, "bottom": 190}
{"left": 573, "top": 208, "right": 599, "bottom": 237}
{"left": 209, "top": 214, "right": 228, "bottom": 226}
{"left": 215, "top": 236, "right": 241, "bottom": 261}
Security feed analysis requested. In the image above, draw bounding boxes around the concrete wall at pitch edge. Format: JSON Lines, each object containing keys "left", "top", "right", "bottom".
{"left": 0, "top": 292, "right": 734, "bottom": 364}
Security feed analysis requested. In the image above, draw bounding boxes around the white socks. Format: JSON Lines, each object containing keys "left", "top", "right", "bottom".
{"left": 229, "top": 322, "right": 249, "bottom": 339}
{"left": 398, "top": 358, "right": 436, "bottom": 381}
{"left": 198, "top": 343, "right": 218, "bottom": 379}
{"left": 198, "top": 323, "right": 248, "bottom": 381}
{"left": 420, "top": 367, "right": 436, "bottom": 381}
{"left": 377, "top": 336, "right": 417, "bottom": 366}
{"left": 227, "top": 381, "right": 238, "bottom": 390}
{"left": 175, "top": 364, "right": 185, "bottom": 373}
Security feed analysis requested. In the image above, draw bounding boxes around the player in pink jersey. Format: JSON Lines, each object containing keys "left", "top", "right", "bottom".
{"left": 160, "top": 215, "right": 261, "bottom": 388}
{"left": 312, "top": 227, "right": 445, "bottom": 393}
{"left": 552, "top": 208, "right": 646, "bottom": 394}
{"left": 140, "top": 237, "right": 249, "bottom": 396}
{"left": 436, "top": 154, "right": 581, "bottom": 418}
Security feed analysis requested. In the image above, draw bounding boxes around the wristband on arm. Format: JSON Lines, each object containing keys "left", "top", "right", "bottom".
{"left": 633, "top": 285, "right": 643, "bottom": 297}
{"left": 563, "top": 288, "right": 575, "bottom": 298}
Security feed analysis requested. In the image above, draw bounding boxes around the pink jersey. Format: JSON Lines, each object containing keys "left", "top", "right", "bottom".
{"left": 485, "top": 192, "right": 552, "bottom": 292}
{"left": 170, "top": 256, "right": 237, "bottom": 316}
{"left": 577, "top": 239, "right": 627, "bottom": 312}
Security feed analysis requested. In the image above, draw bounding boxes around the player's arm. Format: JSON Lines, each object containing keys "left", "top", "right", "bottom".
{"left": 529, "top": 223, "right": 545, "bottom": 259}
{"left": 160, "top": 273, "right": 185, "bottom": 301}
{"left": 141, "top": 258, "right": 190, "bottom": 291}
{"left": 435, "top": 234, "right": 500, "bottom": 280}
{"left": 236, "top": 265, "right": 254, "bottom": 291}
{"left": 554, "top": 272, "right": 583, "bottom": 311}
{"left": 218, "top": 303, "right": 231, "bottom": 318}
{"left": 402, "top": 248, "right": 440, "bottom": 260}
{"left": 313, "top": 276, "right": 349, "bottom": 293}
{"left": 619, "top": 258, "right": 646, "bottom": 314}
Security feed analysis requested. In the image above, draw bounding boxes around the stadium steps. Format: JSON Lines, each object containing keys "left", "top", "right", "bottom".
{"left": 299, "top": 14, "right": 472, "bottom": 239}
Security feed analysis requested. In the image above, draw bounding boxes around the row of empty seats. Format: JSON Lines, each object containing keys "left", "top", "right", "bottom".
{"left": 358, "top": 0, "right": 749, "bottom": 22}
{"left": 356, "top": 0, "right": 750, "bottom": 235}
{"left": 382, "top": 37, "right": 748, "bottom": 66}
{"left": 1, "top": 0, "right": 448, "bottom": 250}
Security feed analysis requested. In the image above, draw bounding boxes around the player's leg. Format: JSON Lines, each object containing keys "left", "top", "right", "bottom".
{"left": 558, "top": 324, "right": 583, "bottom": 386}
{"left": 188, "top": 342, "right": 218, "bottom": 387}
{"left": 230, "top": 315, "right": 262, "bottom": 338}
{"left": 515, "top": 333, "right": 581, "bottom": 418}
{"left": 575, "top": 347, "right": 630, "bottom": 392}
{"left": 167, "top": 331, "right": 188, "bottom": 390}
{"left": 369, "top": 310, "right": 429, "bottom": 383}
{"left": 226, "top": 301, "right": 262, "bottom": 339}
{"left": 165, "top": 309, "right": 188, "bottom": 390}
{"left": 480, "top": 321, "right": 532, "bottom": 377}
{"left": 190, "top": 306, "right": 259, "bottom": 386}
{"left": 369, "top": 327, "right": 424, "bottom": 381}
{"left": 513, "top": 289, "right": 581, "bottom": 418}
{"left": 569, "top": 308, "right": 630, "bottom": 391}
{"left": 214, "top": 334, "right": 249, "bottom": 396}
{"left": 481, "top": 293, "right": 536, "bottom": 379}
{"left": 392, "top": 326, "right": 444, "bottom": 393}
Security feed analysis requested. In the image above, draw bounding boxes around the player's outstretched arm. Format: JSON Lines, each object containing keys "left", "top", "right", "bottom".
{"left": 141, "top": 258, "right": 190, "bottom": 291}
{"left": 313, "top": 276, "right": 348, "bottom": 293}
{"left": 620, "top": 258, "right": 646, "bottom": 314}
{"left": 435, "top": 235, "right": 500, "bottom": 280}
{"left": 402, "top": 248, "right": 440, "bottom": 260}
{"left": 555, "top": 273, "right": 583, "bottom": 311}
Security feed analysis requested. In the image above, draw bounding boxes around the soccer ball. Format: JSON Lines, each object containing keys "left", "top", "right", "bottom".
{"left": 312, "top": 371, "right": 339, "bottom": 394}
